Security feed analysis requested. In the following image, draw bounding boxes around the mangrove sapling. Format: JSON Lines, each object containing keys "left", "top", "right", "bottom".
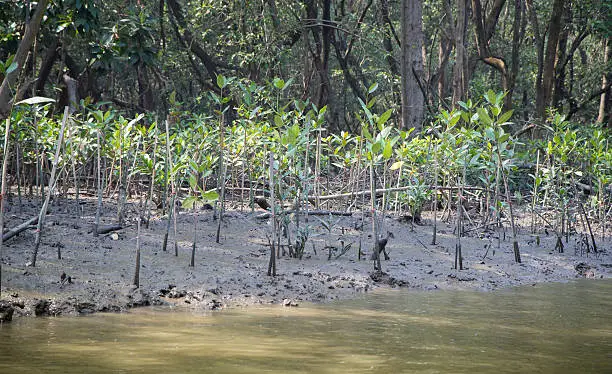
{"left": 214, "top": 74, "right": 230, "bottom": 244}
{"left": 15, "top": 141, "right": 22, "bottom": 212}
{"left": 182, "top": 176, "right": 219, "bottom": 267}
{"left": 431, "top": 146, "right": 439, "bottom": 245}
{"left": 0, "top": 118, "right": 11, "bottom": 298}
{"left": 162, "top": 119, "right": 173, "bottom": 252}
{"left": 370, "top": 161, "right": 381, "bottom": 271}
{"left": 31, "top": 106, "right": 69, "bottom": 266}
{"left": 145, "top": 122, "right": 158, "bottom": 228}
{"left": 67, "top": 118, "right": 81, "bottom": 217}
{"left": 267, "top": 152, "right": 276, "bottom": 276}
{"left": 454, "top": 158, "right": 466, "bottom": 270}
{"left": 133, "top": 217, "right": 141, "bottom": 288}
{"left": 579, "top": 202, "right": 598, "bottom": 254}
{"left": 530, "top": 150, "right": 541, "bottom": 237}
{"left": 94, "top": 129, "right": 103, "bottom": 236}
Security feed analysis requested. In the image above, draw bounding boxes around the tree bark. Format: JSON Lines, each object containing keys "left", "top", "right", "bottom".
{"left": 597, "top": 38, "right": 611, "bottom": 125}
{"left": 0, "top": 0, "right": 49, "bottom": 118}
{"left": 471, "top": 0, "right": 510, "bottom": 102}
{"left": 526, "top": 0, "right": 544, "bottom": 116}
{"left": 452, "top": 0, "right": 468, "bottom": 106}
{"left": 437, "top": 0, "right": 453, "bottom": 106}
{"left": 35, "top": 36, "right": 59, "bottom": 95}
{"left": 400, "top": 0, "right": 424, "bottom": 132}
{"left": 538, "top": 0, "right": 565, "bottom": 117}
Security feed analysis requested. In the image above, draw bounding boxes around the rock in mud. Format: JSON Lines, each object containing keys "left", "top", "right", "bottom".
{"left": 282, "top": 298, "right": 298, "bottom": 307}
{"left": 0, "top": 300, "right": 15, "bottom": 322}
{"left": 33, "top": 299, "right": 51, "bottom": 316}
{"left": 369, "top": 271, "right": 408, "bottom": 287}
{"left": 575, "top": 262, "right": 594, "bottom": 278}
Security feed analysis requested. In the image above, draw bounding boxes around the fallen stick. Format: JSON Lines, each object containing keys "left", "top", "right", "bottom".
{"left": 95, "top": 224, "right": 124, "bottom": 235}
{"left": 255, "top": 210, "right": 353, "bottom": 219}
{"left": 2, "top": 216, "right": 39, "bottom": 243}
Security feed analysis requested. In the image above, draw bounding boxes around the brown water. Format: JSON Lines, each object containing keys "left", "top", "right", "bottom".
{"left": 1, "top": 279, "right": 611, "bottom": 373}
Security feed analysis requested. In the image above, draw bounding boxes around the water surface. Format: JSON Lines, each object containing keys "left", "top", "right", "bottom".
{"left": 1, "top": 279, "right": 611, "bottom": 373}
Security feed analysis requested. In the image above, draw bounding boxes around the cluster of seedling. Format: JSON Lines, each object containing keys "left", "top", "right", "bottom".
{"left": 0, "top": 80, "right": 610, "bottom": 289}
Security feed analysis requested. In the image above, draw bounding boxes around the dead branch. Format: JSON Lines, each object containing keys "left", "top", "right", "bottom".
{"left": 2, "top": 216, "right": 39, "bottom": 243}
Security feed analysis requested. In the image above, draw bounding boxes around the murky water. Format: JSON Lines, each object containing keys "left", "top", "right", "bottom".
{"left": 1, "top": 280, "right": 611, "bottom": 373}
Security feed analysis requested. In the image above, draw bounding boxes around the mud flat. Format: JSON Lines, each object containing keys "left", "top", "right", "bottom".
{"left": 1, "top": 197, "right": 610, "bottom": 321}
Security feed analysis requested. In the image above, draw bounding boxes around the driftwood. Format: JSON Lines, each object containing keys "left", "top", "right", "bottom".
{"left": 255, "top": 210, "right": 353, "bottom": 219}
{"left": 95, "top": 224, "right": 124, "bottom": 235}
{"left": 2, "top": 216, "right": 39, "bottom": 243}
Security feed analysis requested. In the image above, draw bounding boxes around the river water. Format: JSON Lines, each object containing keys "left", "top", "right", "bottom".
{"left": 1, "top": 279, "right": 611, "bottom": 373}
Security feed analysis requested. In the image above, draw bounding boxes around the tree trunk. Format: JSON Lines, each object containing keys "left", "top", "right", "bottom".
{"left": 0, "top": 0, "right": 49, "bottom": 118}
{"left": 452, "top": 0, "right": 468, "bottom": 106}
{"left": 597, "top": 38, "right": 611, "bottom": 125}
{"left": 137, "top": 64, "right": 154, "bottom": 111}
{"left": 437, "top": 0, "right": 453, "bottom": 106}
{"left": 538, "top": 0, "right": 565, "bottom": 118}
{"left": 526, "top": 0, "right": 544, "bottom": 117}
{"left": 471, "top": 0, "right": 510, "bottom": 102}
{"left": 35, "top": 36, "right": 59, "bottom": 95}
{"left": 400, "top": 0, "right": 424, "bottom": 132}
{"left": 553, "top": 4, "right": 571, "bottom": 108}
{"left": 506, "top": 0, "right": 524, "bottom": 110}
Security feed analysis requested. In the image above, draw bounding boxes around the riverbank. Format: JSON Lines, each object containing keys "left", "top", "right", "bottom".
{"left": 1, "top": 197, "right": 611, "bottom": 321}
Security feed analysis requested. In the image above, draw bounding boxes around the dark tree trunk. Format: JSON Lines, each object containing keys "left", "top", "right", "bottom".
{"left": 437, "top": 0, "right": 453, "bottom": 106}
{"left": 597, "top": 39, "right": 611, "bottom": 125}
{"left": 400, "top": 0, "right": 424, "bottom": 132}
{"left": 137, "top": 64, "right": 154, "bottom": 111}
{"left": 452, "top": 0, "right": 468, "bottom": 106}
{"left": 35, "top": 37, "right": 59, "bottom": 95}
{"left": 538, "top": 0, "right": 565, "bottom": 117}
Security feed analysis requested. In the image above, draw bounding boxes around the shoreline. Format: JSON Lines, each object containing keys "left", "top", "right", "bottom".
{"left": 1, "top": 201, "right": 611, "bottom": 322}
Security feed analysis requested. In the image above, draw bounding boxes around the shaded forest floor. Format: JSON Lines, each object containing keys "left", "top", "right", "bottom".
{"left": 1, "top": 195, "right": 611, "bottom": 319}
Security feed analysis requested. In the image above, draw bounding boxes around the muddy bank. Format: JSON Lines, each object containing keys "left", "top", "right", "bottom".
{"left": 1, "top": 197, "right": 611, "bottom": 321}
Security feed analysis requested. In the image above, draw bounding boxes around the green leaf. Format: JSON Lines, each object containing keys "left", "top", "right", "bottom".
{"left": 368, "top": 82, "right": 379, "bottom": 94}
{"left": 390, "top": 160, "right": 404, "bottom": 171}
{"left": 318, "top": 105, "right": 327, "bottom": 116}
{"left": 169, "top": 90, "right": 176, "bottom": 105}
{"left": 377, "top": 109, "right": 393, "bottom": 126}
{"left": 15, "top": 96, "right": 56, "bottom": 105}
{"left": 497, "top": 109, "right": 514, "bottom": 124}
{"left": 189, "top": 174, "right": 198, "bottom": 190}
{"left": 201, "top": 190, "right": 219, "bottom": 201}
{"left": 362, "top": 124, "right": 373, "bottom": 141}
{"left": 273, "top": 77, "right": 285, "bottom": 89}
{"left": 476, "top": 108, "right": 492, "bottom": 126}
{"left": 382, "top": 141, "right": 392, "bottom": 159}
{"left": 217, "top": 74, "right": 227, "bottom": 89}
{"left": 182, "top": 196, "right": 197, "bottom": 209}
{"left": 274, "top": 114, "right": 283, "bottom": 127}
{"left": 380, "top": 126, "right": 392, "bottom": 139}
{"left": 371, "top": 141, "right": 381, "bottom": 154}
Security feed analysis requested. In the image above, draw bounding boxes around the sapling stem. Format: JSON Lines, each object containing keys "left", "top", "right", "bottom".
{"left": 145, "top": 123, "right": 158, "bottom": 229}
{"left": 94, "top": 130, "right": 103, "bottom": 237}
{"left": 133, "top": 217, "right": 141, "bottom": 288}
{"left": 0, "top": 118, "right": 12, "bottom": 298}
{"left": 267, "top": 152, "right": 276, "bottom": 276}
{"left": 190, "top": 205, "right": 197, "bottom": 267}
{"left": 162, "top": 120, "right": 173, "bottom": 252}
{"left": 31, "top": 107, "right": 69, "bottom": 266}
{"left": 370, "top": 160, "right": 381, "bottom": 272}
